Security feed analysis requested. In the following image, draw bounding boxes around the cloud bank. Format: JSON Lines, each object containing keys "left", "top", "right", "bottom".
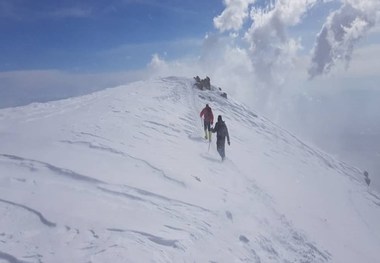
{"left": 213, "top": 0, "right": 380, "bottom": 82}
{"left": 213, "top": 0, "right": 318, "bottom": 86}
{"left": 0, "top": 70, "right": 147, "bottom": 109}
{"left": 309, "top": 0, "right": 380, "bottom": 78}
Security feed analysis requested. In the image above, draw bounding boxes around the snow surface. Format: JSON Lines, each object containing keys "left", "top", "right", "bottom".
{"left": 0, "top": 76, "right": 379, "bottom": 263}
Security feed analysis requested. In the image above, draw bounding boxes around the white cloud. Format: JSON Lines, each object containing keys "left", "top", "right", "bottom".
{"left": 210, "top": 0, "right": 380, "bottom": 139}
{"left": 212, "top": 0, "right": 379, "bottom": 84}
{"left": 344, "top": 0, "right": 380, "bottom": 14}
{"left": 213, "top": 0, "right": 256, "bottom": 32}
{"left": 148, "top": 54, "right": 169, "bottom": 70}
{"left": 308, "top": 1, "right": 380, "bottom": 78}
{"left": 369, "top": 23, "right": 380, "bottom": 34}
{"left": 334, "top": 43, "right": 380, "bottom": 77}
{"left": 141, "top": 34, "right": 258, "bottom": 105}
{"left": 213, "top": 0, "right": 319, "bottom": 88}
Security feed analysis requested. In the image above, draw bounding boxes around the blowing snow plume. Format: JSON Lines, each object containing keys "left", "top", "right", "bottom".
{"left": 214, "top": 0, "right": 379, "bottom": 82}
{"left": 214, "top": 0, "right": 318, "bottom": 85}
{"left": 309, "top": 0, "right": 380, "bottom": 78}
{"left": 244, "top": 0, "right": 318, "bottom": 85}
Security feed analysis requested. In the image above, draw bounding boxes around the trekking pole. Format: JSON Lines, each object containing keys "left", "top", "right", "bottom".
{"left": 208, "top": 127, "right": 212, "bottom": 152}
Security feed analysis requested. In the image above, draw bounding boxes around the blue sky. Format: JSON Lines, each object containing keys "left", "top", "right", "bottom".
{"left": 0, "top": 0, "right": 223, "bottom": 72}
{"left": 2, "top": 0, "right": 376, "bottom": 73}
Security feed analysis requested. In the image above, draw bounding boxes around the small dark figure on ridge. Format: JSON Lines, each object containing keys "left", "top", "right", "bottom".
{"left": 364, "top": 171, "right": 371, "bottom": 186}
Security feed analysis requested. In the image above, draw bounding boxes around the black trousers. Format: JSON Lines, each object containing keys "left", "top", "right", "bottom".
{"left": 204, "top": 120, "right": 211, "bottom": 131}
{"left": 216, "top": 137, "right": 226, "bottom": 159}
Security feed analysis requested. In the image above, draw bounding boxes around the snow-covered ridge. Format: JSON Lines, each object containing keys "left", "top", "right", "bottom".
{"left": 0, "top": 77, "right": 379, "bottom": 262}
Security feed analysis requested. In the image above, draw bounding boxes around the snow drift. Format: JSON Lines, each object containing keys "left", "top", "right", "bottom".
{"left": 0, "top": 77, "right": 379, "bottom": 262}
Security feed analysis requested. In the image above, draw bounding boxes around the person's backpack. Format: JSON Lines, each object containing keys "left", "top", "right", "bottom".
{"left": 204, "top": 108, "right": 212, "bottom": 121}
{"left": 218, "top": 122, "right": 228, "bottom": 137}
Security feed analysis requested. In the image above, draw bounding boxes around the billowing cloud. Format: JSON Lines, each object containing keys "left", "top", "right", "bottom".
{"left": 214, "top": 0, "right": 379, "bottom": 82}
{"left": 209, "top": 0, "right": 380, "bottom": 141}
{"left": 148, "top": 53, "right": 168, "bottom": 70}
{"left": 309, "top": 0, "right": 380, "bottom": 78}
{"left": 213, "top": 0, "right": 256, "bottom": 32}
{"left": 245, "top": 1, "right": 318, "bottom": 84}
{"left": 214, "top": 0, "right": 319, "bottom": 86}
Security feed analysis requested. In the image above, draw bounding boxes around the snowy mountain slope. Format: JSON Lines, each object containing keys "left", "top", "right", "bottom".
{"left": 0, "top": 77, "right": 379, "bottom": 263}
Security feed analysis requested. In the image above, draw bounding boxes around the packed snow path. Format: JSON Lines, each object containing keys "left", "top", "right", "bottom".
{"left": 0, "top": 77, "right": 379, "bottom": 262}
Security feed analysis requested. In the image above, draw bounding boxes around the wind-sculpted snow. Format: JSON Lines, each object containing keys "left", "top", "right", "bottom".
{"left": 59, "top": 140, "right": 186, "bottom": 187}
{"left": 0, "top": 77, "right": 379, "bottom": 262}
{"left": 0, "top": 198, "right": 56, "bottom": 227}
{"left": 97, "top": 185, "right": 211, "bottom": 213}
{"left": 0, "top": 251, "right": 30, "bottom": 263}
{"left": 0, "top": 153, "right": 105, "bottom": 184}
{"left": 107, "top": 228, "right": 182, "bottom": 249}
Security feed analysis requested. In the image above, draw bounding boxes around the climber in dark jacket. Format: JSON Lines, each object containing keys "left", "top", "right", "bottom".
{"left": 211, "top": 115, "right": 230, "bottom": 161}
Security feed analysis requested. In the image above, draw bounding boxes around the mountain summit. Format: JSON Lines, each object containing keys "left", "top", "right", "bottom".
{"left": 0, "top": 77, "right": 379, "bottom": 262}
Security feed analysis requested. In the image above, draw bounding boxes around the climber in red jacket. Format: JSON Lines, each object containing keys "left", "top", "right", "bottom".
{"left": 200, "top": 104, "right": 214, "bottom": 141}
